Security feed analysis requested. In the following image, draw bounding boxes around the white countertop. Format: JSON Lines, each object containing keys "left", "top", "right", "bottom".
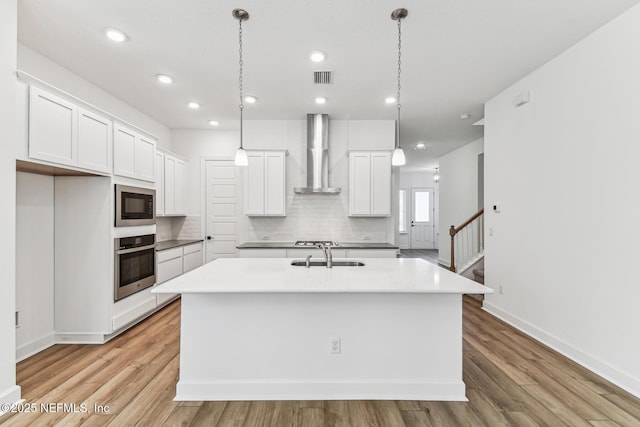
{"left": 153, "top": 258, "right": 493, "bottom": 295}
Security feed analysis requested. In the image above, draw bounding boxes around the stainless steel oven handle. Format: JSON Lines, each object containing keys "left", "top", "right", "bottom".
{"left": 115, "top": 244, "right": 156, "bottom": 255}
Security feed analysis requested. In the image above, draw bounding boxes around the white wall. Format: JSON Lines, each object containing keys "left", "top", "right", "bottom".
{"left": 17, "top": 44, "right": 172, "bottom": 150}
{"left": 16, "top": 173, "right": 55, "bottom": 361}
{"left": 438, "top": 138, "right": 484, "bottom": 265}
{"left": 398, "top": 171, "right": 439, "bottom": 249}
{"left": 0, "top": 0, "right": 20, "bottom": 407}
{"left": 172, "top": 120, "right": 395, "bottom": 244}
{"left": 484, "top": 3, "right": 640, "bottom": 397}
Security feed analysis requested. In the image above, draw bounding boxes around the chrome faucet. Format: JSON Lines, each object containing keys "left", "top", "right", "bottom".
{"left": 316, "top": 242, "right": 333, "bottom": 268}
{"left": 305, "top": 254, "right": 312, "bottom": 268}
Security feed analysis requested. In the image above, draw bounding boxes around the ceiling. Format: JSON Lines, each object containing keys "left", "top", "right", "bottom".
{"left": 17, "top": 0, "right": 640, "bottom": 170}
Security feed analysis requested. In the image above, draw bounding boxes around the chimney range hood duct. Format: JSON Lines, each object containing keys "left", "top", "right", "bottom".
{"left": 294, "top": 114, "right": 341, "bottom": 194}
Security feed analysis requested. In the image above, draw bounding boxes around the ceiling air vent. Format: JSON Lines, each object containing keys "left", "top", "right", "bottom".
{"left": 313, "top": 70, "right": 333, "bottom": 85}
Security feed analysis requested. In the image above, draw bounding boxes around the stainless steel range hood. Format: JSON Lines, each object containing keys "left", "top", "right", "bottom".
{"left": 294, "top": 114, "right": 341, "bottom": 194}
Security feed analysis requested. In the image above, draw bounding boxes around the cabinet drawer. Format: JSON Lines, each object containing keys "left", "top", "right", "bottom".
{"left": 157, "top": 256, "right": 183, "bottom": 283}
{"left": 183, "top": 242, "right": 202, "bottom": 255}
{"left": 183, "top": 251, "right": 202, "bottom": 273}
{"left": 157, "top": 247, "right": 182, "bottom": 263}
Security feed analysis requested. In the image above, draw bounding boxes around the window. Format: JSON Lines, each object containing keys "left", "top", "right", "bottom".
{"left": 399, "top": 189, "right": 407, "bottom": 233}
{"left": 414, "top": 190, "right": 430, "bottom": 222}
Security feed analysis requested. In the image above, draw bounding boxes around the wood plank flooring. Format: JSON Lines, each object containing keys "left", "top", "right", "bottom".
{"left": 2, "top": 297, "right": 639, "bottom": 426}
{"left": 399, "top": 249, "right": 441, "bottom": 266}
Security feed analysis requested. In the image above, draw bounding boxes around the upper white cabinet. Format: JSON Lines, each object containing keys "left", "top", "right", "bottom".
{"left": 164, "top": 155, "right": 186, "bottom": 215}
{"left": 113, "top": 123, "right": 156, "bottom": 182}
{"left": 245, "top": 151, "right": 286, "bottom": 216}
{"left": 155, "top": 151, "right": 165, "bottom": 216}
{"left": 29, "top": 86, "right": 77, "bottom": 166}
{"left": 349, "top": 152, "right": 391, "bottom": 217}
{"left": 77, "top": 108, "right": 113, "bottom": 173}
{"left": 29, "top": 86, "right": 113, "bottom": 174}
{"left": 157, "top": 150, "right": 186, "bottom": 216}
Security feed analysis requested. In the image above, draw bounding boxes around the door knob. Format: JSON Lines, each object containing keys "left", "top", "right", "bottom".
{"left": 207, "top": 236, "right": 213, "bottom": 240}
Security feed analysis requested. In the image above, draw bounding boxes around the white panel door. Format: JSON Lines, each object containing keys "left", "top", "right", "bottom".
{"left": 28, "top": 86, "right": 77, "bottom": 166}
{"left": 410, "top": 188, "right": 435, "bottom": 249}
{"left": 113, "top": 124, "right": 136, "bottom": 178}
{"left": 77, "top": 107, "right": 112, "bottom": 173}
{"left": 205, "top": 160, "right": 239, "bottom": 262}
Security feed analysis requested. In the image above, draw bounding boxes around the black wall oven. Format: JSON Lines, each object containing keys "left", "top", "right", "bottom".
{"left": 115, "top": 184, "right": 155, "bottom": 227}
{"left": 115, "top": 234, "right": 156, "bottom": 301}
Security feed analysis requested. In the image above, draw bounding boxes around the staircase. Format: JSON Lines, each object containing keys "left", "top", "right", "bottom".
{"left": 449, "top": 209, "right": 486, "bottom": 300}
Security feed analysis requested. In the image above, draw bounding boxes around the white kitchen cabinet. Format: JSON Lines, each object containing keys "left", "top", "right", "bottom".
{"left": 156, "top": 242, "right": 202, "bottom": 306}
{"left": 285, "top": 248, "right": 347, "bottom": 258}
{"left": 29, "top": 86, "right": 112, "bottom": 173}
{"left": 163, "top": 154, "right": 186, "bottom": 216}
{"left": 238, "top": 249, "right": 287, "bottom": 258}
{"left": 245, "top": 151, "right": 286, "bottom": 216}
{"left": 113, "top": 123, "right": 156, "bottom": 182}
{"left": 77, "top": 107, "right": 113, "bottom": 173}
{"left": 183, "top": 242, "right": 203, "bottom": 273}
{"left": 155, "top": 151, "right": 165, "bottom": 216}
{"left": 348, "top": 152, "right": 391, "bottom": 216}
{"left": 28, "top": 86, "right": 77, "bottom": 167}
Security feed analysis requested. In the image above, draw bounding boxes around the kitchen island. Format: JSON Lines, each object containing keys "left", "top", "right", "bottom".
{"left": 153, "top": 257, "right": 492, "bottom": 401}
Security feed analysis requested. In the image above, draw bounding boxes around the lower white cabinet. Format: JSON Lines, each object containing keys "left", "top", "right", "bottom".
{"left": 238, "top": 247, "right": 396, "bottom": 258}
{"left": 156, "top": 242, "right": 203, "bottom": 305}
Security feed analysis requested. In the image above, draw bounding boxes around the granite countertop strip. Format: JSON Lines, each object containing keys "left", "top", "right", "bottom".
{"left": 156, "top": 239, "right": 204, "bottom": 252}
{"left": 236, "top": 242, "right": 399, "bottom": 250}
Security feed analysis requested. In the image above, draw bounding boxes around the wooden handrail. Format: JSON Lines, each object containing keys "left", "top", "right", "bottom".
{"left": 449, "top": 208, "right": 484, "bottom": 237}
{"left": 449, "top": 208, "right": 484, "bottom": 272}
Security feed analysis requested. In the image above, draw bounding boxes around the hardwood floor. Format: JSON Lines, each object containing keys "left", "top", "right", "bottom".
{"left": 2, "top": 297, "right": 639, "bottom": 426}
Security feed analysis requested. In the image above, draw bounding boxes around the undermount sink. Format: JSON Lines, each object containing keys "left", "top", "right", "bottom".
{"left": 291, "top": 259, "right": 366, "bottom": 267}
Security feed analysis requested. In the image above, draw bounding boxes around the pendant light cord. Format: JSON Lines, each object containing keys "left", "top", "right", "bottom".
{"left": 238, "top": 17, "right": 244, "bottom": 150}
{"left": 396, "top": 17, "right": 402, "bottom": 150}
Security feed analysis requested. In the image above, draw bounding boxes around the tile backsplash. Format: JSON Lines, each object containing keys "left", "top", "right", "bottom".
{"left": 245, "top": 193, "right": 390, "bottom": 243}
{"left": 156, "top": 216, "right": 201, "bottom": 241}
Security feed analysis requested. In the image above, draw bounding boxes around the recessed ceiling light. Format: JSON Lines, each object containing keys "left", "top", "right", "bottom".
{"left": 209, "top": 120, "right": 220, "bottom": 126}
{"left": 310, "top": 51, "right": 326, "bottom": 62}
{"left": 414, "top": 142, "right": 427, "bottom": 150}
{"left": 187, "top": 102, "right": 200, "bottom": 109}
{"left": 156, "top": 74, "right": 173, "bottom": 84}
{"left": 244, "top": 95, "right": 257, "bottom": 104}
{"left": 385, "top": 97, "right": 397, "bottom": 104}
{"left": 315, "top": 97, "right": 327, "bottom": 104}
{"left": 459, "top": 113, "right": 471, "bottom": 120}
{"left": 105, "top": 28, "right": 128, "bottom": 43}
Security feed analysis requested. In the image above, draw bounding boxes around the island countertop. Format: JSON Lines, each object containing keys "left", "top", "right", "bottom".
{"left": 236, "top": 241, "right": 399, "bottom": 249}
{"left": 152, "top": 258, "right": 492, "bottom": 295}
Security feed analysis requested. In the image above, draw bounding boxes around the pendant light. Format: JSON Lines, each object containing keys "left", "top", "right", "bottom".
{"left": 233, "top": 9, "right": 249, "bottom": 166}
{"left": 433, "top": 167, "right": 440, "bottom": 183}
{"left": 391, "top": 8, "right": 408, "bottom": 166}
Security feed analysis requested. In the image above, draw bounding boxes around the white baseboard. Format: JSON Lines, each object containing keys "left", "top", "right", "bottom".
{"left": 0, "top": 385, "right": 22, "bottom": 414}
{"left": 483, "top": 302, "right": 640, "bottom": 398}
{"left": 175, "top": 379, "right": 467, "bottom": 402}
{"left": 16, "top": 332, "right": 56, "bottom": 362}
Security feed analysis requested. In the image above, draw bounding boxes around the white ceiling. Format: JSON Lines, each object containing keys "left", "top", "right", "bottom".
{"left": 17, "top": 0, "right": 640, "bottom": 170}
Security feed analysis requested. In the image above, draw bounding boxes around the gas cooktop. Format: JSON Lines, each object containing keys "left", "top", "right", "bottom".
{"left": 294, "top": 240, "right": 339, "bottom": 247}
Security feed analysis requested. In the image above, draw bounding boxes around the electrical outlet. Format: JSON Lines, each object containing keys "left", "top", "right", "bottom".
{"left": 363, "top": 236, "right": 371, "bottom": 241}
{"left": 499, "top": 285, "right": 504, "bottom": 294}
{"left": 489, "top": 227, "right": 494, "bottom": 236}
{"left": 262, "top": 235, "right": 271, "bottom": 240}
{"left": 330, "top": 337, "right": 341, "bottom": 354}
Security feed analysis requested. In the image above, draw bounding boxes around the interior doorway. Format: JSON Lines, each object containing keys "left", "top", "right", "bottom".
{"left": 204, "top": 159, "right": 240, "bottom": 263}
{"left": 410, "top": 187, "right": 435, "bottom": 249}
